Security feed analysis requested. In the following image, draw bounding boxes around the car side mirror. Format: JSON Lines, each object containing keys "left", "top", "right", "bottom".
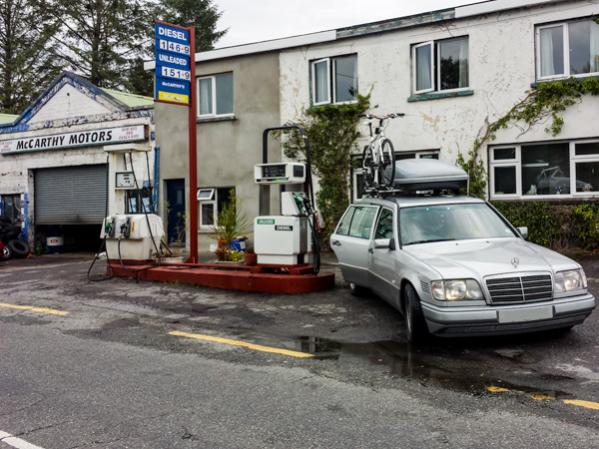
{"left": 374, "top": 238, "right": 396, "bottom": 250}
{"left": 517, "top": 226, "right": 529, "bottom": 240}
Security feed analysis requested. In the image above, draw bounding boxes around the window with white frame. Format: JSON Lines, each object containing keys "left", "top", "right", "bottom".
{"left": 198, "top": 72, "right": 234, "bottom": 117}
{"left": 412, "top": 36, "right": 469, "bottom": 94}
{"left": 352, "top": 151, "right": 440, "bottom": 200}
{"left": 311, "top": 54, "right": 358, "bottom": 105}
{"left": 537, "top": 18, "right": 599, "bottom": 80}
{"left": 197, "top": 187, "right": 233, "bottom": 230}
{"left": 489, "top": 141, "right": 599, "bottom": 199}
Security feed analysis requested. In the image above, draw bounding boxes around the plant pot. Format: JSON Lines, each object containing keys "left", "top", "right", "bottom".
{"left": 244, "top": 252, "right": 257, "bottom": 266}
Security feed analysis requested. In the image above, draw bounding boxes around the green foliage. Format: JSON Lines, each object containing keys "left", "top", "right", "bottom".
{"left": 214, "top": 189, "right": 249, "bottom": 247}
{"left": 155, "top": 0, "right": 227, "bottom": 52}
{"left": 284, "top": 94, "right": 371, "bottom": 240}
{"left": 0, "top": 0, "right": 63, "bottom": 114}
{"left": 458, "top": 77, "right": 599, "bottom": 195}
{"left": 456, "top": 152, "right": 486, "bottom": 198}
{"left": 572, "top": 204, "right": 599, "bottom": 249}
{"left": 493, "top": 201, "right": 599, "bottom": 250}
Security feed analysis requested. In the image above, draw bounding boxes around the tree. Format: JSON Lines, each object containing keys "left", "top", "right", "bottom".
{"left": 157, "top": 0, "right": 227, "bottom": 51}
{"left": 0, "top": 0, "right": 62, "bottom": 114}
{"left": 44, "top": 0, "right": 151, "bottom": 88}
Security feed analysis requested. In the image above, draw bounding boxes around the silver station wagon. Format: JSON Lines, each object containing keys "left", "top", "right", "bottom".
{"left": 331, "top": 159, "right": 596, "bottom": 342}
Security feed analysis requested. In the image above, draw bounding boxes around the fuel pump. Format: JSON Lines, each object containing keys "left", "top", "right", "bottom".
{"left": 253, "top": 126, "right": 320, "bottom": 273}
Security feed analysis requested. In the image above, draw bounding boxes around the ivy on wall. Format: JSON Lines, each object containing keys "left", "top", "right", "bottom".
{"left": 284, "top": 94, "right": 370, "bottom": 240}
{"left": 458, "top": 77, "right": 599, "bottom": 197}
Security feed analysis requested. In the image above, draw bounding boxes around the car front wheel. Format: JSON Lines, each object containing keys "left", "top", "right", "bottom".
{"left": 404, "top": 284, "right": 429, "bottom": 343}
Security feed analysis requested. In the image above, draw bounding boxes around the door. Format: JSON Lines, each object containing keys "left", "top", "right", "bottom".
{"left": 369, "top": 207, "right": 400, "bottom": 305}
{"left": 331, "top": 205, "right": 378, "bottom": 287}
{"left": 35, "top": 165, "right": 107, "bottom": 225}
{"left": 166, "top": 179, "right": 185, "bottom": 245}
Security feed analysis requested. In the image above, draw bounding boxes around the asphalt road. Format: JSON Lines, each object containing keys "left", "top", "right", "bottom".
{"left": 0, "top": 254, "right": 598, "bottom": 449}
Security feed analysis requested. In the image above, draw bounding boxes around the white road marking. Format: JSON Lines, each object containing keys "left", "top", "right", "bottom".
{"left": 0, "top": 431, "right": 46, "bottom": 449}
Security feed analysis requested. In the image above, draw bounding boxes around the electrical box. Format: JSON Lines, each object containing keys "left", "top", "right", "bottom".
{"left": 254, "top": 216, "right": 308, "bottom": 265}
{"left": 101, "top": 214, "right": 165, "bottom": 261}
{"left": 254, "top": 163, "right": 306, "bottom": 185}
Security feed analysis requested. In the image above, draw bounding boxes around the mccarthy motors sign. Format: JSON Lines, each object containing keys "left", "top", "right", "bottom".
{"left": 0, "top": 125, "right": 146, "bottom": 155}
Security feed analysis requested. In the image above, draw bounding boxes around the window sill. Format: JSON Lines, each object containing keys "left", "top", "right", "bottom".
{"left": 407, "top": 89, "right": 474, "bottom": 102}
{"left": 197, "top": 115, "right": 236, "bottom": 124}
{"left": 531, "top": 74, "right": 599, "bottom": 88}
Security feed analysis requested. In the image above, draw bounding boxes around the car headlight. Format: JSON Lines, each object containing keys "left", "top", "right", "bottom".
{"left": 555, "top": 269, "right": 587, "bottom": 294}
{"left": 431, "top": 279, "right": 484, "bottom": 301}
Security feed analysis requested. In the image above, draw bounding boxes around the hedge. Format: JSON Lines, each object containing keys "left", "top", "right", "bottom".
{"left": 492, "top": 201, "right": 599, "bottom": 251}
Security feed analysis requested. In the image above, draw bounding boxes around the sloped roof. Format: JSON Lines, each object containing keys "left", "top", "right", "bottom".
{"left": 0, "top": 113, "right": 18, "bottom": 125}
{"left": 101, "top": 88, "right": 153, "bottom": 109}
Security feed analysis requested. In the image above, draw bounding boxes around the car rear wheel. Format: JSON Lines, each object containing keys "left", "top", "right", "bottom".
{"left": 1, "top": 245, "right": 12, "bottom": 260}
{"left": 349, "top": 282, "right": 369, "bottom": 297}
{"left": 404, "top": 284, "right": 429, "bottom": 343}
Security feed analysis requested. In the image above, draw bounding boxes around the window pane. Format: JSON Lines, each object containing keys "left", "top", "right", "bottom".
{"left": 395, "top": 152, "right": 416, "bottom": 160}
{"left": 576, "top": 162, "right": 599, "bottom": 192}
{"left": 201, "top": 203, "right": 215, "bottom": 226}
{"left": 415, "top": 44, "right": 433, "bottom": 91}
{"left": 522, "top": 143, "right": 570, "bottom": 195}
{"left": 216, "top": 73, "right": 233, "bottom": 115}
{"left": 348, "top": 207, "right": 377, "bottom": 239}
{"left": 576, "top": 142, "right": 599, "bottom": 156}
{"left": 494, "top": 148, "right": 516, "bottom": 160}
{"left": 375, "top": 209, "right": 394, "bottom": 240}
{"left": 217, "top": 187, "right": 233, "bottom": 215}
{"left": 314, "top": 60, "right": 329, "bottom": 103}
{"left": 355, "top": 173, "right": 365, "bottom": 200}
{"left": 336, "top": 207, "right": 355, "bottom": 236}
{"left": 334, "top": 55, "right": 357, "bottom": 102}
{"left": 539, "top": 26, "right": 564, "bottom": 77}
{"left": 439, "top": 37, "right": 469, "bottom": 90}
{"left": 494, "top": 166, "right": 517, "bottom": 195}
{"left": 199, "top": 78, "right": 213, "bottom": 115}
{"left": 569, "top": 20, "right": 599, "bottom": 75}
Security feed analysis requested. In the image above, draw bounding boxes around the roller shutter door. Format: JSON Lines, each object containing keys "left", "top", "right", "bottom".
{"left": 35, "top": 165, "right": 108, "bottom": 225}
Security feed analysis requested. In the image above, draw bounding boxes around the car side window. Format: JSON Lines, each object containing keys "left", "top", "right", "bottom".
{"left": 375, "top": 208, "right": 394, "bottom": 240}
{"left": 336, "top": 206, "right": 355, "bottom": 236}
{"left": 348, "top": 206, "right": 378, "bottom": 239}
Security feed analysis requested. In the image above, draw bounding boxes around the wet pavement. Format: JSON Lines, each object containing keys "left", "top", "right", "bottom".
{"left": 0, "top": 253, "right": 598, "bottom": 448}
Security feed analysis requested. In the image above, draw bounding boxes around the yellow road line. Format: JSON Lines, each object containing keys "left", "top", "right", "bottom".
{"left": 169, "top": 330, "right": 314, "bottom": 359}
{"left": 0, "top": 302, "right": 69, "bottom": 316}
{"left": 563, "top": 399, "right": 599, "bottom": 410}
{"left": 487, "top": 385, "right": 599, "bottom": 411}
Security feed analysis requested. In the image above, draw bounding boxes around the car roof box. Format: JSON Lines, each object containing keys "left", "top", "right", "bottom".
{"left": 388, "top": 159, "right": 468, "bottom": 192}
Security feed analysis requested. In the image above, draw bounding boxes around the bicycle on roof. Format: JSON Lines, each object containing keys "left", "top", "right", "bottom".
{"left": 361, "top": 112, "right": 405, "bottom": 190}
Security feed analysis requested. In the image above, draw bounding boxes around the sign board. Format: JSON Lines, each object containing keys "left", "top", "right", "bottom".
{"left": 0, "top": 125, "right": 146, "bottom": 155}
{"left": 155, "top": 23, "right": 192, "bottom": 105}
{"left": 116, "top": 172, "right": 136, "bottom": 189}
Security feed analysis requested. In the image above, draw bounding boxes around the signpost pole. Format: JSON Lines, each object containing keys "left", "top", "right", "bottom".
{"left": 187, "top": 26, "right": 198, "bottom": 263}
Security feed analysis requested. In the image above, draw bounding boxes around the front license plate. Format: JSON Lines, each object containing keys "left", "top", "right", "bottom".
{"left": 498, "top": 305, "right": 554, "bottom": 324}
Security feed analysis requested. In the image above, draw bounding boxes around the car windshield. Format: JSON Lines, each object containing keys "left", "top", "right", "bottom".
{"left": 400, "top": 203, "right": 517, "bottom": 246}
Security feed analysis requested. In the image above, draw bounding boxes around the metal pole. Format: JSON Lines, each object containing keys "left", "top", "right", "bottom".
{"left": 188, "top": 26, "right": 198, "bottom": 263}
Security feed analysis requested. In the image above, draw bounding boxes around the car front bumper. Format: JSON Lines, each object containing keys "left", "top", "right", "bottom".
{"left": 421, "top": 293, "right": 596, "bottom": 337}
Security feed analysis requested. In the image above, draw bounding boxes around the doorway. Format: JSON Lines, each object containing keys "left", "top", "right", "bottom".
{"left": 166, "top": 179, "right": 185, "bottom": 245}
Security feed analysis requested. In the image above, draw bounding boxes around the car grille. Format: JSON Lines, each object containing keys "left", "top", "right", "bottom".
{"left": 486, "top": 274, "right": 553, "bottom": 304}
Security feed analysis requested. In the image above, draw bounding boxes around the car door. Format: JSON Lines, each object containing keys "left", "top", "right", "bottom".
{"left": 331, "top": 205, "right": 379, "bottom": 287}
{"left": 369, "top": 206, "right": 400, "bottom": 306}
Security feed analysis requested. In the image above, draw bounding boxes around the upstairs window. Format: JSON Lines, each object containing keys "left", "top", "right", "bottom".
{"left": 413, "top": 36, "right": 469, "bottom": 94}
{"left": 198, "top": 72, "right": 234, "bottom": 117}
{"left": 537, "top": 18, "right": 599, "bottom": 80}
{"left": 311, "top": 54, "right": 358, "bottom": 105}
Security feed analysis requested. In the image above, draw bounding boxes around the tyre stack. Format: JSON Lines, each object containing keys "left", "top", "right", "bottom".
{"left": 0, "top": 217, "right": 30, "bottom": 260}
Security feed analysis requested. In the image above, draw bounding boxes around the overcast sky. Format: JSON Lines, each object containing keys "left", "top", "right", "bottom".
{"left": 214, "top": 0, "right": 472, "bottom": 48}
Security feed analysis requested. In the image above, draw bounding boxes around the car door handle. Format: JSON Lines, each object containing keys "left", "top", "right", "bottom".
{"left": 332, "top": 240, "right": 342, "bottom": 247}
{"left": 368, "top": 248, "right": 374, "bottom": 254}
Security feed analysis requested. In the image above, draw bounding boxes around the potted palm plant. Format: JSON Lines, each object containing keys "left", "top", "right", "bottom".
{"left": 213, "top": 189, "right": 249, "bottom": 262}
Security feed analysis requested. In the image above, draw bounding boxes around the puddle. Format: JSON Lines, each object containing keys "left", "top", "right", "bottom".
{"left": 295, "top": 335, "right": 576, "bottom": 398}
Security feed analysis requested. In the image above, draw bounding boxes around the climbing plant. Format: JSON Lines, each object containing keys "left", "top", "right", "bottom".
{"left": 284, "top": 94, "right": 371, "bottom": 240}
{"left": 458, "top": 76, "right": 599, "bottom": 198}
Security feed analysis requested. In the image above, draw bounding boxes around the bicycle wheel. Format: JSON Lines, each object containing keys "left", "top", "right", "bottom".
{"left": 379, "top": 138, "right": 396, "bottom": 188}
{"left": 361, "top": 144, "right": 376, "bottom": 188}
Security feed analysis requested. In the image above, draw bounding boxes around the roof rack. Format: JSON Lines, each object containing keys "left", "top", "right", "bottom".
{"left": 364, "top": 159, "right": 469, "bottom": 198}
